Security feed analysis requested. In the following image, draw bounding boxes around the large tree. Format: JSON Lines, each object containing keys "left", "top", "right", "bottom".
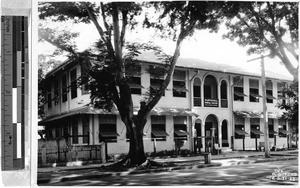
{"left": 223, "top": 2, "right": 298, "bottom": 80}
{"left": 39, "top": 1, "right": 226, "bottom": 167}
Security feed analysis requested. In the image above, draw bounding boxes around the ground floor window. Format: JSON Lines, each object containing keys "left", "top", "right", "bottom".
{"left": 173, "top": 116, "right": 189, "bottom": 141}
{"left": 99, "top": 115, "right": 118, "bottom": 143}
{"left": 72, "top": 118, "right": 78, "bottom": 144}
{"left": 250, "top": 118, "right": 261, "bottom": 139}
{"left": 268, "top": 119, "right": 275, "bottom": 138}
{"left": 151, "top": 116, "right": 168, "bottom": 141}
{"left": 82, "top": 116, "right": 89, "bottom": 144}
{"left": 278, "top": 119, "right": 287, "bottom": 138}
{"left": 234, "top": 115, "right": 247, "bottom": 139}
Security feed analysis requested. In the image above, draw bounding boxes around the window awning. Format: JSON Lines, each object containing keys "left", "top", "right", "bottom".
{"left": 251, "top": 129, "right": 264, "bottom": 135}
{"left": 234, "top": 111, "right": 283, "bottom": 119}
{"left": 279, "top": 129, "right": 289, "bottom": 134}
{"left": 266, "top": 93, "right": 276, "bottom": 100}
{"left": 174, "top": 130, "right": 189, "bottom": 136}
{"left": 151, "top": 130, "right": 169, "bottom": 137}
{"left": 234, "top": 91, "right": 247, "bottom": 97}
{"left": 173, "top": 87, "right": 189, "bottom": 93}
{"left": 39, "top": 105, "right": 198, "bottom": 125}
{"left": 149, "top": 107, "right": 198, "bottom": 117}
{"left": 235, "top": 129, "right": 249, "bottom": 135}
{"left": 128, "top": 83, "right": 144, "bottom": 89}
{"left": 250, "top": 92, "right": 262, "bottom": 98}
{"left": 99, "top": 131, "right": 119, "bottom": 137}
{"left": 269, "top": 130, "right": 278, "bottom": 135}
{"left": 277, "top": 96, "right": 288, "bottom": 100}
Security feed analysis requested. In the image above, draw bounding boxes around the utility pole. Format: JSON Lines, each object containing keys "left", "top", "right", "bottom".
{"left": 247, "top": 54, "right": 271, "bottom": 158}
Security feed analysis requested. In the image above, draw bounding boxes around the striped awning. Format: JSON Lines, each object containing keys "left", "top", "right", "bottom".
{"left": 269, "top": 130, "right": 278, "bottom": 135}
{"left": 151, "top": 130, "right": 169, "bottom": 137}
{"left": 174, "top": 130, "right": 189, "bottom": 136}
{"left": 99, "top": 131, "right": 119, "bottom": 137}
{"left": 250, "top": 92, "right": 262, "bottom": 98}
{"left": 234, "top": 91, "right": 247, "bottom": 97}
{"left": 251, "top": 129, "right": 264, "bottom": 135}
{"left": 234, "top": 111, "right": 283, "bottom": 119}
{"left": 235, "top": 128, "right": 249, "bottom": 136}
{"left": 279, "top": 129, "right": 290, "bottom": 135}
{"left": 266, "top": 93, "right": 277, "bottom": 100}
{"left": 39, "top": 105, "right": 198, "bottom": 125}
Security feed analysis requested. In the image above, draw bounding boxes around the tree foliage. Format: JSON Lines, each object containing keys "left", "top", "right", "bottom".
{"left": 278, "top": 81, "right": 298, "bottom": 135}
{"left": 223, "top": 2, "right": 299, "bottom": 80}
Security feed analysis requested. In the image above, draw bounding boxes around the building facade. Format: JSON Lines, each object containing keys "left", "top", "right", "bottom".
{"left": 39, "top": 52, "right": 292, "bottom": 155}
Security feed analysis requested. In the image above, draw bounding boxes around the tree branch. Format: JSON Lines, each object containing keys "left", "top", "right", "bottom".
{"left": 120, "top": 10, "right": 128, "bottom": 48}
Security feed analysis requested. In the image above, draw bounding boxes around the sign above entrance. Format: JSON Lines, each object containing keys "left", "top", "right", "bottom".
{"left": 204, "top": 99, "right": 219, "bottom": 107}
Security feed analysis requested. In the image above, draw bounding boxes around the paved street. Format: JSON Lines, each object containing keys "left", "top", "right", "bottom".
{"left": 38, "top": 158, "right": 298, "bottom": 186}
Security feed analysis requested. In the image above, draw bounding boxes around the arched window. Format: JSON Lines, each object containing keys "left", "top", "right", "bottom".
{"left": 204, "top": 75, "right": 218, "bottom": 107}
{"left": 193, "top": 77, "right": 201, "bottom": 106}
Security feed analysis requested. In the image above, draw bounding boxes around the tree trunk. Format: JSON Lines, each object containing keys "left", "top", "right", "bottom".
{"left": 127, "top": 121, "right": 147, "bottom": 165}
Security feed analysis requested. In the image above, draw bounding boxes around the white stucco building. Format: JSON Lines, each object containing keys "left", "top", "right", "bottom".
{"left": 39, "top": 51, "right": 292, "bottom": 155}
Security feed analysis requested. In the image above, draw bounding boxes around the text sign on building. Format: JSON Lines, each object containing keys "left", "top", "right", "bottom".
{"left": 204, "top": 99, "right": 219, "bottom": 107}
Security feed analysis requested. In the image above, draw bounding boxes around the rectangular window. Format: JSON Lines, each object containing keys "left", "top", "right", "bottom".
{"left": 81, "top": 65, "right": 89, "bottom": 95}
{"left": 55, "top": 127, "right": 60, "bottom": 138}
{"left": 61, "top": 74, "right": 68, "bottom": 102}
{"left": 193, "top": 78, "right": 201, "bottom": 107}
{"left": 233, "top": 77, "right": 245, "bottom": 101}
{"left": 82, "top": 116, "right": 89, "bottom": 144}
{"left": 151, "top": 116, "right": 168, "bottom": 141}
{"left": 99, "top": 115, "right": 118, "bottom": 143}
{"left": 173, "top": 70, "right": 188, "bottom": 98}
{"left": 47, "top": 83, "right": 52, "bottom": 108}
{"left": 234, "top": 115, "right": 247, "bottom": 139}
{"left": 174, "top": 116, "right": 189, "bottom": 141}
{"left": 127, "top": 64, "right": 142, "bottom": 95}
{"left": 54, "top": 80, "right": 60, "bottom": 106}
{"left": 278, "top": 119, "right": 287, "bottom": 138}
{"left": 268, "top": 119, "right": 274, "bottom": 138}
{"left": 72, "top": 118, "right": 78, "bottom": 144}
{"left": 277, "top": 82, "right": 286, "bottom": 105}
{"left": 149, "top": 65, "right": 165, "bottom": 96}
{"left": 249, "top": 79, "right": 261, "bottom": 102}
{"left": 266, "top": 81, "right": 274, "bottom": 103}
{"left": 250, "top": 118, "right": 261, "bottom": 139}
{"left": 70, "top": 69, "right": 77, "bottom": 99}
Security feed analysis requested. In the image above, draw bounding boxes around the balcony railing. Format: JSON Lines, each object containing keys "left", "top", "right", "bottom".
{"left": 193, "top": 97, "right": 201, "bottom": 107}
{"left": 204, "top": 98, "right": 219, "bottom": 107}
{"left": 221, "top": 99, "right": 228, "bottom": 108}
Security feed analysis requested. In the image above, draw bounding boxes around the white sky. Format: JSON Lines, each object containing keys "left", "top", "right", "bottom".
{"left": 39, "top": 13, "right": 296, "bottom": 79}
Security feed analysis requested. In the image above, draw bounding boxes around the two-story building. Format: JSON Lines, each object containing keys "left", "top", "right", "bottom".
{"left": 39, "top": 51, "right": 292, "bottom": 155}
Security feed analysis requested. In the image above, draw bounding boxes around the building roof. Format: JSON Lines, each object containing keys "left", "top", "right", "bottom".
{"left": 136, "top": 51, "right": 293, "bottom": 81}
{"left": 45, "top": 51, "right": 293, "bottom": 81}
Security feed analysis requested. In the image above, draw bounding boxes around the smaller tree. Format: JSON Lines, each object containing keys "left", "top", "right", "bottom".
{"left": 278, "top": 81, "right": 298, "bottom": 147}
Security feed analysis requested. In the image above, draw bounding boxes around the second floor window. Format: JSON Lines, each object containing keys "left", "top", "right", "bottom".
{"left": 61, "top": 74, "right": 68, "bottom": 102}
{"left": 249, "top": 79, "right": 261, "bottom": 102}
{"left": 233, "top": 76, "right": 246, "bottom": 101}
{"left": 70, "top": 69, "right": 77, "bottom": 99}
{"left": 149, "top": 65, "right": 165, "bottom": 96}
{"left": 277, "top": 82, "right": 286, "bottom": 105}
{"left": 266, "top": 81, "right": 275, "bottom": 103}
{"left": 54, "top": 80, "right": 60, "bottom": 106}
{"left": 126, "top": 65, "right": 142, "bottom": 95}
{"left": 173, "top": 70, "right": 188, "bottom": 98}
{"left": 47, "top": 83, "right": 52, "bottom": 108}
{"left": 193, "top": 77, "right": 201, "bottom": 107}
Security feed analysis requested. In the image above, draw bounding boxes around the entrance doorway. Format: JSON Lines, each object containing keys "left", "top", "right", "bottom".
{"left": 222, "top": 120, "right": 229, "bottom": 147}
{"left": 205, "top": 114, "right": 218, "bottom": 152}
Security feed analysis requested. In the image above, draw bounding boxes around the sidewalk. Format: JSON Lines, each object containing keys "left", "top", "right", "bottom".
{"left": 38, "top": 149, "right": 298, "bottom": 173}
